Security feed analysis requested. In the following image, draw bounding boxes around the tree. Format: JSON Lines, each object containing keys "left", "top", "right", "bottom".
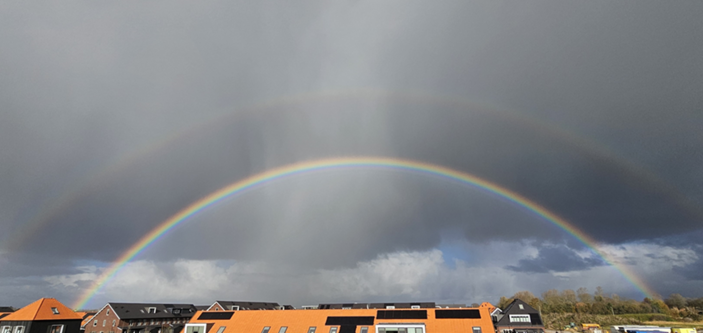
{"left": 498, "top": 296, "right": 513, "bottom": 309}
{"left": 594, "top": 286, "right": 605, "bottom": 302}
{"left": 686, "top": 297, "right": 702, "bottom": 310}
{"left": 665, "top": 294, "right": 687, "bottom": 309}
{"left": 577, "top": 287, "right": 592, "bottom": 303}
{"left": 513, "top": 291, "right": 539, "bottom": 304}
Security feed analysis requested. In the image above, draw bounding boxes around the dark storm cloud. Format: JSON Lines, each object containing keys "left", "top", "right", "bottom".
{"left": 0, "top": 0, "right": 700, "bottom": 306}
{"left": 505, "top": 244, "right": 606, "bottom": 273}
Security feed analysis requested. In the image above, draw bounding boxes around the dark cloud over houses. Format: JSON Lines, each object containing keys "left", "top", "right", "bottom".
{"left": 506, "top": 244, "right": 606, "bottom": 273}
{"left": 0, "top": 1, "right": 700, "bottom": 307}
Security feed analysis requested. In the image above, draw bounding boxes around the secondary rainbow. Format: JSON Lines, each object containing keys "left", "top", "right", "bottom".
{"left": 73, "top": 156, "right": 656, "bottom": 309}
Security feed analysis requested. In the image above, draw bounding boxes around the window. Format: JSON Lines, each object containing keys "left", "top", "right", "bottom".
{"left": 308, "top": 328, "right": 316, "bottom": 333}
{"left": 51, "top": 307, "right": 60, "bottom": 315}
{"left": 113, "top": 320, "right": 116, "bottom": 327}
{"left": 509, "top": 315, "right": 530, "bottom": 323}
{"left": 261, "top": 327, "right": 271, "bottom": 333}
{"left": 411, "top": 306, "right": 420, "bottom": 309}
{"left": 385, "top": 306, "right": 395, "bottom": 309}
{"left": 518, "top": 304, "right": 524, "bottom": 310}
{"left": 330, "top": 328, "right": 338, "bottom": 333}
{"left": 103, "top": 320, "right": 107, "bottom": 327}
{"left": 376, "top": 325, "right": 424, "bottom": 333}
{"left": 50, "top": 325, "right": 64, "bottom": 333}
{"left": 94, "top": 321, "right": 98, "bottom": 327}
{"left": 230, "top": 306, "right": 239, "bottom": 311}
{"left": 107, "top": 309, "right": 110, "bottom": 316}
{"left": 473, "top": 327, "right": 482, "bottom": 333}
{"left": 186, "top": 325, "right": 206, "bottom": 333}
{"left": 148, "top": 307, "right": 157, "bottom": 314}
{"left": 216, "top": 327, "right": 226, "bottom": 333}
{"left": 2, "top": 326, "right": 10, "bottom": 333}
{"left": 360, "top": 328, "right": 368, "bottom": 333}
{"left": 278, "top": 327, "right": 287, "bottom": 333}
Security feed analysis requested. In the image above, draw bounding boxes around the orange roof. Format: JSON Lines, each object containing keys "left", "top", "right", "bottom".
{"left": 1, "top": 298, "right": 83, "bottom": 321}
{"left": 478, "top": 302, "right": 496, "bottom": 314}
{"left": 188, "top": 307, "right": 495, "bottom": 333}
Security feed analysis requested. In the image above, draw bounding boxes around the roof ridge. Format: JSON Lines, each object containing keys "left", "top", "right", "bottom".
{"left": 32, "top": 298, "right": 46, "bottom": 321}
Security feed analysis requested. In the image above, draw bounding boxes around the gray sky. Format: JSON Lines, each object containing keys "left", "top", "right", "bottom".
{"left": 0, "top": 1, "right": 700, "bottom": 309}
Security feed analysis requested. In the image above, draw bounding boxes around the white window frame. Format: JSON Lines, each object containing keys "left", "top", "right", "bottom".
{"left": 376, "top": 324, "right": 426, "bottom": 333}
{"left": 509, "top": 314, "right": 530, "bottom": 323}
{"left": 216, "top": 327, "right": 226, "bottom": 333}
{"left": 94, "top": 321, "right": 98, "bottom": 327}
{"left": 185, "top": 324, "right": 207, "bottom": 333}
{"left": 518, "top": 304, "right": 524, "bottom": 310}
{"left": 51, "top": 307, "right": 60, "bottom": 315}
{"left": 50, "top": 326, "right": 64, "bottom": 333}
{"left": 106, "top": 309, "right": 110, "bottom": 316}
{"left": 308, "top": 327, "right": 316, "bottom": 333}
{"left": 473, "top": 327, "right": 482, "bottom": 333}
{"left": 1, "top": 326, "right": 11, "bottom": 333}
{"left": 411, "top": 305, "right": 420, "bottom": 309}
{"left": 278, "top": 327, "right": 287, "bottom": 333}
{"left": 147, "top": 307, "right": 157, "bottom": 314}
{"left": 329, "top": 328, "right": 338, "bottom": 333}
{"left": 385, "top": 306, "right": 395, "bottom": 309}
{"left": 230, "top": 306, "right": 239, "bottom": 311}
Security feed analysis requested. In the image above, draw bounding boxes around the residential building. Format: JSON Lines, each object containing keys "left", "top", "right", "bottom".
{"left": 317, "top": 303, "right": 436, "bottom": 310}
{"left": 0, "top": 298, "right": 83, "bottom": 333}
{"left": 207, "top": 302, "right": 280, "bottom": 311}
{"left": 82, "top": 303, "right": 199, "bottom": 333}
{"left": 184, "top": 305, "right": 494, "bottom": 333}
{"left": 493, "top": 299, "right": 544, "bottom": 333}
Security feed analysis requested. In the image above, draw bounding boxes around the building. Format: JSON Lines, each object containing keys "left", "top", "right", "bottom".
{"left": 316, "top": 303, "right": 437, "bottom": 310}
{"left": 184, "top": 305, "right": 495, "bottom": 333}
{"left": 207, "top": 302, "right": 280, "bottom": 311}
{"left": 0, "top": 298, "right": 83, "bottom": 333}
{"left": 492, "top": 299, "right": 544, "bottom": 333}
{"left": 82, "top": 303, "right": 200, "bottom": 333}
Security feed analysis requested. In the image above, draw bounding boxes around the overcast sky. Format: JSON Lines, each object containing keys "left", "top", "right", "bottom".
{"left": 0, "top": 1, "right": 701, "bottom": 309}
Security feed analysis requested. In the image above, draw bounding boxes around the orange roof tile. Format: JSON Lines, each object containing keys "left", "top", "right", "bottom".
{"left": 187, "top": 307, "right": 495, "bottom": 333}
{"left": 1, "top": 298, "right": 83, "bottom": 321}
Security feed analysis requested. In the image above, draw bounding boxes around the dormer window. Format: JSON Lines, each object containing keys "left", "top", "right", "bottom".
{"left": 148, "top": 307, "right": 157, "bottom": 314}
{"left": 51, "top": 307, "right": 60, "bottom": 314}
{"left": 518, "top": 304, "right": 524, "bottom": 310}
{"left": 230, "top": 306, "right": 239, "bottom": 311}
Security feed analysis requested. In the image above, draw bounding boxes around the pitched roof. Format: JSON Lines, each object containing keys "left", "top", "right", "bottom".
{"left": 212, "top": 302, "right": 280, "bottom": 311}
{"left": 494, "top": 299, "right": 543, "bottom": 327}
{"left": 0, "top": 298, "right": 82, "bottom": 321}
{"left": 187, "top": 307, "right": 495, "bottom": 333}
{"left": 109, "top": 303, "right": 198, "bottom": 320}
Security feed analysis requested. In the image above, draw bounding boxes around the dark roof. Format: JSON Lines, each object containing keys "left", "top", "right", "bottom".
{"left": 109, "top": 303, "right": 198, "bottom": 320}
{"left": 495, "top": 299, "right": 543, "bottom": 327}
{"left": 317, "top": 302, "right": 436, "bottom": 309}
{"left": 0, "top": 308, "right": 14, "bottom": 313}
{"left": 213, "top": 301, "right": 280, "bottom": 310}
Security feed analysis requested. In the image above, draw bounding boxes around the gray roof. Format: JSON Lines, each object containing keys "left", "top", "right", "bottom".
{"left": 494, "top": 299, "right": 543, "bottom": 327}
{"left": 317, "top": 302, "right": 436, "bottom": 309}
{"left": 108, "top": 303, "right": 198, "bottom": 320}
{"left": 213, "top": 301, "right": 280, "bottom": 310}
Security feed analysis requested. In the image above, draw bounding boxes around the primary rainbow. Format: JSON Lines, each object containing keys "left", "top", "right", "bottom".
{"left": 73, "top": 156, "right": 656, "bottom": 309}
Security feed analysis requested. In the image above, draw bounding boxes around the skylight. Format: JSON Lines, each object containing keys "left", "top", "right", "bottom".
{"left": 51, "top": 308, "right": 59, "bottom": 315}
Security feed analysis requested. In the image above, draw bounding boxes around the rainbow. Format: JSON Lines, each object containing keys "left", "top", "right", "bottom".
{"left": 72, "top": 156, "right": 656, "bottom": 309}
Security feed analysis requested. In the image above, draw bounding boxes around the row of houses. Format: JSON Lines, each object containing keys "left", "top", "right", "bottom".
{"left": 0, "top": 298, "right": 544, "bottom": 333}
